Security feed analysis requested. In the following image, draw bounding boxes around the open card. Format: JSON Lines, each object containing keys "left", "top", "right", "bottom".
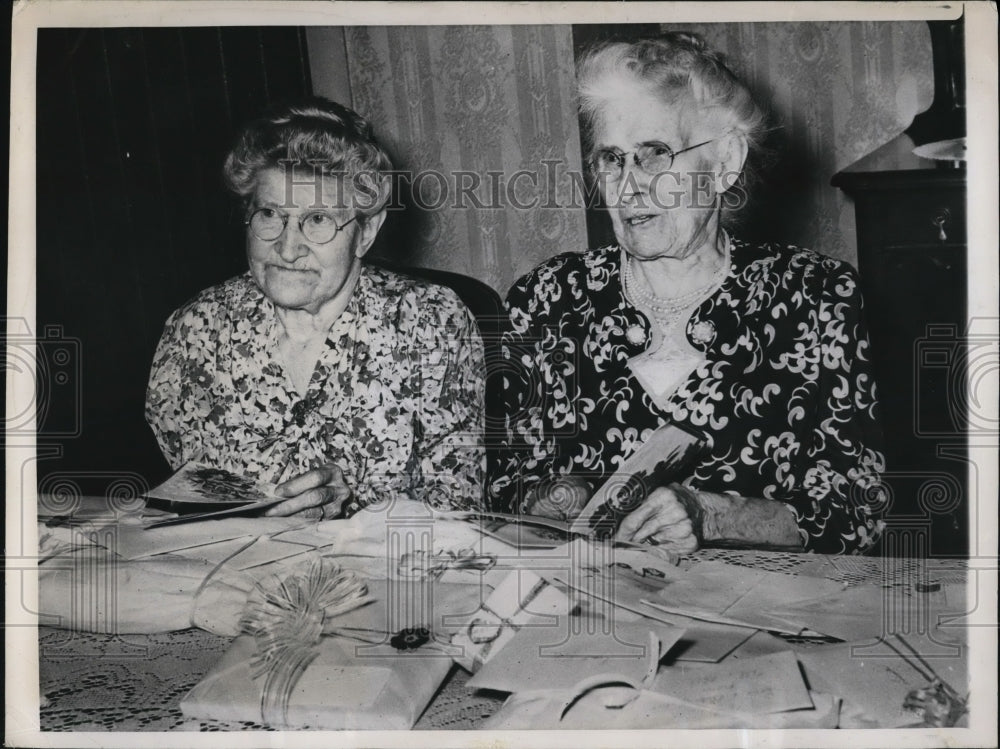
{"left": 568, "top": 422, "right": 706, "bottom": 538}
{"left": 143, "top": 462, "right": 286, "bottom": 526}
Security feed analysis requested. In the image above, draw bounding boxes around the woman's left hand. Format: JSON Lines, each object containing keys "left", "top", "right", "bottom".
{"left": 614, "top": 484, "right": 702, "bottom": 553}
{"left": 265, "top": 465, "right": 352, "bottom": 519}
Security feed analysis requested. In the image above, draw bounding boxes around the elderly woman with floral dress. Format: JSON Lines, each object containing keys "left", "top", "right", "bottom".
{"left": 147, "top": 98, "right": 485, "bottom": 518}
{"left": 488, "top": 34, "right": 885, "bottom": 554}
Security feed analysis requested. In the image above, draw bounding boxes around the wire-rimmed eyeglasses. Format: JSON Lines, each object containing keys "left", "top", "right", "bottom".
{"left": 591, "top": 138, "right": 717, "bottom": 181}
{"left": 246, "top": 207, "right": 359, "bottom": 244}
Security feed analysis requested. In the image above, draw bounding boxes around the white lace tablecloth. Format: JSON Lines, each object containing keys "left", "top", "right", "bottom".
{"left": 37, "top": 628, "right": 501, "bottom": 731}
{"left": 37, "top": 550, "right": 968, "bottom": 731}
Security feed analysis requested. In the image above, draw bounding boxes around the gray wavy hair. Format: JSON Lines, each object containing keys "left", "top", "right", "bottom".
{"left": 577, "top": 33, "right": 767, "bottom": 173}
{"left": 223, "top": 97, "right": 393, "bottom": 220}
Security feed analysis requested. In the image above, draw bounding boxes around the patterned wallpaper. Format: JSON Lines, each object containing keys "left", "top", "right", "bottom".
{"left": 314, "top": 22, "right": 934, "bottom": 292}
{"left": 342, "top": 25, "right": 588, "bottom": 295}
{"left": 664, "top": 22, "right": 934, "bottom": 265}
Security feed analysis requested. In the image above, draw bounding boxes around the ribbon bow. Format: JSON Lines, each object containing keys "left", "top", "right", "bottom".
{"left": 397, "top": 548, "right": 497, "bottom": 580}
{"left": 239, "top": 557, "right": 370, "bottom": 728}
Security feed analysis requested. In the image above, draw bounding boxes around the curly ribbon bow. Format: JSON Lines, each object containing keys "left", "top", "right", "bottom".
{"left": 239, "top": 557, "right": 370, "bottom": 728}
{"left": 397, "top": 548, "right": 496, "bottom": 580}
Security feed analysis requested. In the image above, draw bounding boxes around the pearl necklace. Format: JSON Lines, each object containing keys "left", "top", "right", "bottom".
{"left": 621, "top": 232, "right": 731, "bottom": 328}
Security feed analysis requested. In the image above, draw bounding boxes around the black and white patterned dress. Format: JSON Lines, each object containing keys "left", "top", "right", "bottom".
{"left": 488, "top": 239, "right": 886, "bottom": 554}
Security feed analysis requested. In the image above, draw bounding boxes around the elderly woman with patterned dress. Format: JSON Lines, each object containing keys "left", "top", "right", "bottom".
{"left": 146, "top": 98, "right": 485, "bottom": 519}
{"left": 488, "top": 34, "right": 885, "bottom": 554}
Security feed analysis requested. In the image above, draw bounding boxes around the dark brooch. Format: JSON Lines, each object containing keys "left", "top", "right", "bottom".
{"left": 390, "top": 627, "right": 430, "bottom": 651}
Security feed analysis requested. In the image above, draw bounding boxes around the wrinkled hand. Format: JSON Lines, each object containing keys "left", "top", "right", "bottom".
{"left": 264, "top": 465, "right": 352, "bottom": 519}
{"left": 614, "top": 484, "right": 700, "bottom": 553}
{"left": 526, "top": 475, "right": 592, "bottom": 521}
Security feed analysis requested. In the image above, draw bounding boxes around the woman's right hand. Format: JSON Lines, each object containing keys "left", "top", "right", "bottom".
{"left": 526, "top": 475, "right": 592, "bottom": 521}
{"left": 614, "top": 484, "right": 699, "bottom": 553}
{"left": 265, "top": 464, "right": 352, "bottom": 519}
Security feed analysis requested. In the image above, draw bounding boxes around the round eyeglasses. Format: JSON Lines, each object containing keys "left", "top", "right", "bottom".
{"left": 246, "top": 207, "right": 359, "bottom": 244}
{"left": 591, "top": 138, "right": 717, "bottom": 181}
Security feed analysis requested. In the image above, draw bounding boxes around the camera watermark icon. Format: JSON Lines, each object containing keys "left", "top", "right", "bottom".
{"left": 3, "top": 318, "right": 82, "bottom": 438}
{"left": 22, "top": 470, "right": 151, "bottom": 657}
{"left": 914, "top": 319, "right": 999, "bottom": 437}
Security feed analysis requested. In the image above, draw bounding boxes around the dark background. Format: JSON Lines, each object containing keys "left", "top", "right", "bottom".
{"left": 35, "top": 28, "right": 312, "bottom": 494}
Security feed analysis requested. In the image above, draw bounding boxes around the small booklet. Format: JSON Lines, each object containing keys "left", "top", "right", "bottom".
{"left": 143, "top": 461, "right": 286, "bottom": 528}
{"left": 567, "top": 422, "right": 705, "bottom": 539}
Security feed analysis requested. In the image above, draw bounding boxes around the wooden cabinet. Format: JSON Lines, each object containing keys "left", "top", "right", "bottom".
{"left": 833, "top": 133, "right": 968, "bottom": 556}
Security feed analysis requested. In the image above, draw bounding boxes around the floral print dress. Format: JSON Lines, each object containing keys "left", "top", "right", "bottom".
{"left": 146, "top": 265, "right": 485, "bottom": 514}
{"left": 488, "top": 239, "right": 886, "bottom": 553}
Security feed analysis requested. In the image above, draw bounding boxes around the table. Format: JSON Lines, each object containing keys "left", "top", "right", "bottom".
{"left": 37, "top": 629, "right": 501, "bottom": 731}
{"left": 37, "top": 549, "right": 969, "bottom": 732}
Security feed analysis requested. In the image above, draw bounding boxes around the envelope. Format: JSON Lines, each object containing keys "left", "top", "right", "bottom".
{"left": 795, "top": 634, "right": 969, "bottom": 728}
{"left": 768, "top": 583, "right": 888, "bottom": 641}
{"left": 650, "top": 560, "right": 846, "bottom": 634}
{"left": 168, "top": 535, "right": 315, "bottom": 571}
{"left": 113, "top": 516, "right": 310, "bottom": 560}
{"left": 652, "top": 650, "right": 814, "bottom": 715}
{"left": 467, "top": 615, "right": 684, "bottom": 693}
{"left": 450, "top": 569, "right": 572, "bottom": 672}
{"left": 481, "top": 686, "right": 840, "bottom": 730}
{"left": 553, "top": 566, "right": 756, "bottom": 662}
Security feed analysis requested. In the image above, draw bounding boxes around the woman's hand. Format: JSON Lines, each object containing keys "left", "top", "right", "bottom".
{"left": 526, "top": 475, "right": 592, "bottom": 521}
{"left": 614, "top": 484, "right": 702, "bottom": 553}
{"left": 265, "top": 465, "right": 352, "bottom": 519}
{"left": 614, "top": 483, "right": 804, "bottom": 551}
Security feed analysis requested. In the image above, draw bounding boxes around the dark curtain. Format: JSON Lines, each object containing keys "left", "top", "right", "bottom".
{"left": 35, "top": 27, "right": 312, "bottom": 495}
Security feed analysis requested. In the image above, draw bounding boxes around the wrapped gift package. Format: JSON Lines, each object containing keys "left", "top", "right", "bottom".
{"left": 180, "top": 633, "right": 453, "bottom": 729}
{"left": 181, "top": 561, "right": 491, "bottom": 729}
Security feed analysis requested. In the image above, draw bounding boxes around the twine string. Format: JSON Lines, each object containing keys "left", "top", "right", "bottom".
{"left": 397, "top": 548, "right": 497, "bottom": 580}
{"left": 240, "top": 556, "right": 370, "bottom": 728}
